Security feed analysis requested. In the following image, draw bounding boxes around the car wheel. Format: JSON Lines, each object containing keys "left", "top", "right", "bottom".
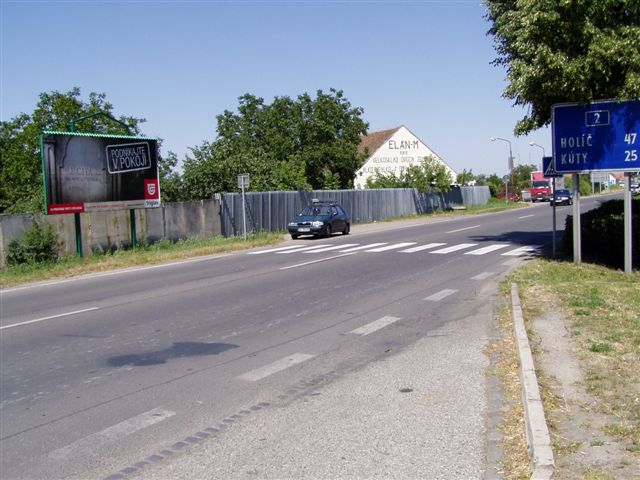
{"left": 291, "top": 234, "right": 299, "bottom": 239}
{"left": 342, "top": 223, "right": 350, "bottom": 235}
{"left": 325, "top": 225, "right": 332, "bottom": 237}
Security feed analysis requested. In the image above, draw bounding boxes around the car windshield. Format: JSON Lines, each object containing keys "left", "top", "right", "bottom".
{"left": 556, "top": 190, "right": 570, "bottom": 195}
{"left": 532, "top": 181, "right": 549, "bottom": 188}
{"left": 299, "top": 205, "right": 331, "bottom": 216}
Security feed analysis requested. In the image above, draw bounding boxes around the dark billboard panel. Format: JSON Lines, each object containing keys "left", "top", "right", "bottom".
{"left": 41, "top": 132, "right": 161, "bottom": 214}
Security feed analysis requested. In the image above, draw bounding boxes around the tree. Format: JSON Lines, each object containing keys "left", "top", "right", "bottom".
{"left": 181, "top": 89, "right": 368, "bottom": 199}
{"left": 158, "top": 151, "right": 184, "bottom": 203}
{"left": 456, "top": 169, "right": 476, "bottom": 186}
{"left": 0, "top": 88, "right": 145, "bottom": 213}
{"left": 365, "top": 156, "right": 453, "bottom": 192}
{"left": 485, "top": 0, "right": 640, "bottom": 135}
{"left": 511, "top": 163, "right": 537, "bottom": 192}
{"left": 475, "top": 173, "right": 504, "bottom": 197}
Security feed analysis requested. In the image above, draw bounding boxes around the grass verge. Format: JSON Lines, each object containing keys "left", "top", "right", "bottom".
{"left": 501, "top": 259, "right": 640, "bottom": 476}
{"left": 0, "top": 232, "right": 284, "bottom": 288}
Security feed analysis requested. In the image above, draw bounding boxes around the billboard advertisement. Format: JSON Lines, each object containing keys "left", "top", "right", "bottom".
{"left": 41, "top": 132, "right": 161, "bottom": 214}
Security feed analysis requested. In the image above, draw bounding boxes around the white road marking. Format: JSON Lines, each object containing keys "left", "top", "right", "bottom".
{"left": 303, "top": 244, "right": 358, "bottom": 253}
{"left": 471, "top": 271, "right": 495, "bottom": 280}
{"left": 275, "top": 245, "right": 330, "bottom": 254}
{"left": 424, "top": 289, "right": 458, "bottom": 301}
{"left": 238, "top": 353, "right": 315, "bottom": 381}
{"left": 518, "top": 214, "right": 535, "bottom": 219}
{"left": 279, "top": 253, "right": 356, "bottom": 270}
{"left": 365, "top": 242, "right": 417, "bottom": 252}
{"left": 431, "top": 243, "right": 478, "bottom": 254}
{"left": 502, "top": 258, "right": 522, "bottom": 267}
{"left": 350, "top": 316, "right": 402, "bottom": 336}
{"left": 502, "top": 246, "right": 539, "bottom": 256}
{"left": 248, "top": 245, "right": 311, "bottom": 255}
{"left": 339, "top": 243, "right": 387, "bottom": 252}
{"left": 0, "top": 307, "right": 100, "bottom": 331}
{"left": 49, "top": 408, "right": 175, "bottom": 461}
{"left": 400, "top": 243, "right": 446, "bottom": 253}
{"left": 465, "top": 244, "right": 510, "bottom": 255}
{"left": 445, "top": 225, "right": 480, "bottom": 234}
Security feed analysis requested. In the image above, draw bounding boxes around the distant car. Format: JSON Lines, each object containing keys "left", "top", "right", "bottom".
{"left": 631, "top": 184, "right": 640, "bottom": 196}
{"left": 550, "top": 189, "right": 572, "bottom": 206}
{"left": 287, "top": 201, "right": 350, "bottom": 239}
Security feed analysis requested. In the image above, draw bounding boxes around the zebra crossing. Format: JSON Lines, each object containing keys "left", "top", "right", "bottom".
{"left": 249, "top": 241, "right": 540, "bottom": 257}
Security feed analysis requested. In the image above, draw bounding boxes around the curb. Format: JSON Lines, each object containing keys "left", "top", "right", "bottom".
{"left": 510, "top": 283, "right": 555, "bottom": 480}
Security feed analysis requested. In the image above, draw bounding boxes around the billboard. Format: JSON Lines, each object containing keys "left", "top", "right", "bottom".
{"left": 41, "top": 132, "right": 161, "bottom": 214}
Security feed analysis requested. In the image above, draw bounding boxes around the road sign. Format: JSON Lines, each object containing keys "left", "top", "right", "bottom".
{"left": 552, "top": 100, "right": 640, "bottom": 173}
{"left": 542, "top": 156, "right": 562, "bottom": 178}
{"left": 237, "top": 173, "right": 250, "bottom": 189}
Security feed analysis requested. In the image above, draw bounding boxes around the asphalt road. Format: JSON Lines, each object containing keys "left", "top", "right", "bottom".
{"left": 0, "top": 195, "right": 617, "bottom": 480}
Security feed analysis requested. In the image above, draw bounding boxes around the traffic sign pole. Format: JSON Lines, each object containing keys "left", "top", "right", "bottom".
{"left": 624, "top": 172, "right": 633, "bottom": 274}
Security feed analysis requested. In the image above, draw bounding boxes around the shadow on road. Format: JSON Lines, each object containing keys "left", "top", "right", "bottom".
{"left": 469, "top": 230, "right": 564, "bottom": 260}
{"left": 107, "top": 342, "right": 239, "bottom": 367}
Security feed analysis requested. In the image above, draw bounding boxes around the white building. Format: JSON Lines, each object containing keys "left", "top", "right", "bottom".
{"left": 354, "top": 125, "right": 456, "bottom": 189}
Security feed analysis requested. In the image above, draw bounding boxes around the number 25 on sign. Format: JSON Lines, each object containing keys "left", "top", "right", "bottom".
{"left": 625, "top": 133, "right": 638, "bottom": 162}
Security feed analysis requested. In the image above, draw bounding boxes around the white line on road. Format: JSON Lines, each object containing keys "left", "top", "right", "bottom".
{"left": 431, "top": 243, "right": 478, "bottom": 254}
{"left": 471, "top": 272, "right": 495, "bottom": 280}
{"left": 49, "top": 408, "right": 175, "bottom": 461}
{"left": 279, "top": 253, "right": 356, "bottom": 270}
{"left": 365, "top": 242, "right": 417, "bottom": 252}
{"left": 502, "top": 246, "right": 539, "bottom": 256}
{"left": 238, "top": 353, "right": 315, "bottom": 382}
{"left": 424, "top": 289, "right": 458, "bottom": 301}
{"left": 248, "top": 245, "right": 311, "bottom": 255}
{"left": 0, "top": 307, "right": 100, "bottom": 331}
{"left": 465, "top": 244, "right": 510, "bottom": 256}
{"left": 304, "top": 244, "right": 358, "bottom": 253}
{"left": 276, "top": 245, "right": 331, "bottom": 254}
{"left": 339, "top": 243, "right": 387, "bottom": 252}
{"left": 400, "top": 243, "right": 446, "bottom": 253}
{"left": 350, "top": 316, "right": 402, "bottom": 336}
{"left": 518, "top": 214, "right": 535, "bottom": 219}
{"left": 445, "top": 225, "right": 479, "bottom": 233}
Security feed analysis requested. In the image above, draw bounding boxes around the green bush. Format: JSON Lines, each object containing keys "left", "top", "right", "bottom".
{"left": 6, "top": 222, "right": 59, "bottom": 266}
{"left": 563, "top": 199, "right": 639, "bottom": 269}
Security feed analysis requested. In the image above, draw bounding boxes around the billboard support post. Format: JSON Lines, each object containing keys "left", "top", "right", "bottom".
{"left": 74, "top": 213, "right": 83, "bottom": 257}
{"left": 130, "top": 209, "right": 137, "bottom": 249}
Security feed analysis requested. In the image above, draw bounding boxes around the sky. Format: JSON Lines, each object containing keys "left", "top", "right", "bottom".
{"left": 1, "top": 0, "right": 552, "bottom": 177}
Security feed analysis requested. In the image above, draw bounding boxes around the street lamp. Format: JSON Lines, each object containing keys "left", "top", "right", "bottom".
{"left": 529, "top": 142, "right": 545, "bottom": 170}
{"left": 491, "top": 137, "right": 514, "bottom": 201}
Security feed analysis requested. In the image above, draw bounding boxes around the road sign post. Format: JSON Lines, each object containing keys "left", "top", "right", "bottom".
{"left": 552, "top": 100, "right": 639, "bottom": 273}
{"left": 542, "top": 156, "right": 562, "bottom": 258}
{"left": 237, "top": 173, "right": 250, "bottom": 240}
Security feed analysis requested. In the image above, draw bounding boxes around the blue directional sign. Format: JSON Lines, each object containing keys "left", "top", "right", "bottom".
{"left": 552, "top": 100, "right": 640, "bottom": 173}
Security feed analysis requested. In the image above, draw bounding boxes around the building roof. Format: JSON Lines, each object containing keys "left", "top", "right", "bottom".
{"left": 357, "top": 126, "right": 402, "bottom": 155}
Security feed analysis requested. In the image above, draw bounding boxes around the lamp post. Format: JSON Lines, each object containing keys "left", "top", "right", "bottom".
{"left": 491, "top": 137, "right": 513, "bottom": 202}
{"left": 529, "top": 142, "right": 557, "bottom": 257}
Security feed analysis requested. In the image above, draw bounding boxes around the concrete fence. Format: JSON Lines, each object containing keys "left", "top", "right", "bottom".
{"left": 1, "top": 186, "right": 490, "bottom": 268}
{"left": 0, "top": 200, "right": 222, "bottom": 268}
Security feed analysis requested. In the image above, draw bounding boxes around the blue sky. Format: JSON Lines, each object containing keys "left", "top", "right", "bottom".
{"left": 1, "top": 0, "right": 551, "bottom": 177}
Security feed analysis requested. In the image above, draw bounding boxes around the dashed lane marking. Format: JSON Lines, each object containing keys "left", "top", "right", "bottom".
{"left": 471, "top": 271, "right": 495, "bottom": 280}
{"left": 349, "top": 316, "right": 402, "bottom": 336}
{"left": 445, "top": 225, "right": 480, "bottom": 234}
{"left": 424, "top": 289, "right": 458, "bottom": 301}
{"left": 237, "top": 353, "right": 315, "bottom": 382}
{"left": 49, "top": 408, "right": 175, "bottom": 461}
{"left": 279, "top": 253, "right": 356, "bottom": 270}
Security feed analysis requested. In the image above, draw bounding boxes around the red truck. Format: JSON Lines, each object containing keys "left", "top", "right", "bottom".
{"left": 530, "top": 170, "right": 552, "bottom": 202}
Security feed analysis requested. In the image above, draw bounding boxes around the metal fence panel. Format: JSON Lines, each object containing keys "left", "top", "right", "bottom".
{"left": 220, "top": 186, "right": 490, "bottom": 237}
